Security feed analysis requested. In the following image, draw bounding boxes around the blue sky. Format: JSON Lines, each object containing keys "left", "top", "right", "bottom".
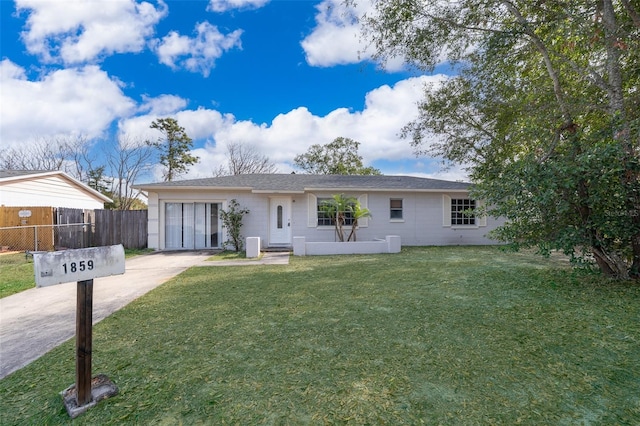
{"left": 1, "top": 0, "right": 464, "bottom": 182}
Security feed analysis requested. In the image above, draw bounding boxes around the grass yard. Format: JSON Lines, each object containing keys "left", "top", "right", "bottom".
{"left": 1, "top": 246, "right": 639, "bottom": 424}
{"left": 0, "top": 253, "right": 35, "bottom": 298}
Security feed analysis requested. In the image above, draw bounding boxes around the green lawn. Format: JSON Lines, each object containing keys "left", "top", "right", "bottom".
{"left": 0, "top": 253, "right": 35, "bottom": 298}
{"left": 1, "top": 247, "right": 639, "bottom": 424}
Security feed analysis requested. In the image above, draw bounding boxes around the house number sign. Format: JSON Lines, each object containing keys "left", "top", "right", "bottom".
{"left": 34, "top": 245, "right": 125, "bottom": 287}
{"left": 32, "top": 244, "right": 125, "bottom": 416}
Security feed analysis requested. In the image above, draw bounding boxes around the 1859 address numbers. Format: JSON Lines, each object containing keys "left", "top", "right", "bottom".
{"left": 62, "top": 260, "right": 95, "bottom": 274}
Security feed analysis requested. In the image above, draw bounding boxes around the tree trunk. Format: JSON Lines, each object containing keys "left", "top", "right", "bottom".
{"left": 334, "top": 213, "right": 345, "bottom": 242}
{"left": 592, "top": 245, "right": 630, "bottom": 280}
{"left": 347, "top": 220, "right": 358, "bottom": 242}
{"left": 631, "top": 233, "right": 640, "bottom": 279}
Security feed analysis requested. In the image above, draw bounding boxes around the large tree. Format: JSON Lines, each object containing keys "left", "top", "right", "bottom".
{"left": 212, "top": 141, "right": 278, "bottom": 176}
{"left": 294, "top": 137, "right": 381, "bottom": 175}
{"left": 354, "top": 0, "right": 640, "bottom": 279}
{"left": 148, "top": 117, "right": 199, "bottom": 181}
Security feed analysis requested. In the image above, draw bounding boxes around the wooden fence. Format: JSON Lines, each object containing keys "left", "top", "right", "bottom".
{"left": 0, "top": 207, "right": 148, "bottom": 251}
{"left": 93, "top": 209, "right": 147, "bottom": 248}
{"left": 0, "top": 206, "right": 54, "bottom": 228}
{"left": 0, "top": 207, "right": 56, "bottom": 251}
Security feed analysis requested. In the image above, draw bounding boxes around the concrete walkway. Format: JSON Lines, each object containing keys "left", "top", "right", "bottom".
{"left": 0, "top": 251, "right": 290, "bottom": 379}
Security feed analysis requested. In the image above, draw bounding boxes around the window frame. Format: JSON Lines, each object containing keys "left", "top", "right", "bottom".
{"left": 317, "top": 197, "right": 355, "bottom": 227}
{"left": 451, "top": 198, "right": 476, "bottom": 226}
{"left": 390, "top": 198, "right": 404, "bottom": 221}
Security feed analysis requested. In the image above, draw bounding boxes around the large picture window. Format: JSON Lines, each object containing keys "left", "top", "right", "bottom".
{"left": 308, "top": 194, "right": 369, "bottom": 229}
{"left": 451, "top": 199, "right": 476, "bottom": 226}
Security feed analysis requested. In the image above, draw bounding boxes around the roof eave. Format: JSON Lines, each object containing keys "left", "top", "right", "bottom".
{"left": 134, "top": 184, "right": 254, "bottom": 192}
{"left": 0, "top": 170, "right": 60, "bottom": 183}
{"left": 252, "top": 190, "right": 306, "bottom": 194}
{"left": 304, "top": 187, "right": 470, "bottom": 193}
{"left": 0, "top": 170, "right": 112, "bottom": 203}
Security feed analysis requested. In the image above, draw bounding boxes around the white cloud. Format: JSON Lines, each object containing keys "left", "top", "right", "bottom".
{"left": 118, "top": 106, "right": 236, "bottom": 144}
{"left": 207, "top": 0, "right": 270, "bottom": 13}
{"left": 0, "top": 60, "right": 135, "bottom": 146}
{"left": 0, "top": 59, "right": 27, "bottom": 80}
{"left": 301, "top": 0, "right": 366, "bottom": 67}
{"left": 138, "top": 94, "right": 188, "bottom": 115}
{"left": 118, "top": 74, "right": 449, "bottom": 178}
{"left": 16, "top": 0, "right": 168, "bottom": 64}
{"left": 153, "top": 21, "right": 243, "bottom": 76}
{"left": 1, "top": 59, "right": 452, "bottom": 178}
{"left": 301, "top": 0, "right": 404, "bottom": 70}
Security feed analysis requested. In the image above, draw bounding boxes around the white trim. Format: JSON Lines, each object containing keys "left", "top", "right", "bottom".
{"left": 357, "top": 194, "right": 369, "bottom": 227}
{"left": 442, "top": 195, "right": 452, "bottom": 227}
{"left": 307, "top": 193, "right": 317, "bottom": 227}
{"left": 478, "top": 200, "right": 487, "bottom": 227}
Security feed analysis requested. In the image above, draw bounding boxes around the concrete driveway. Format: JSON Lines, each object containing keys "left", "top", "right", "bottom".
{"left": 0, "top": 250, "right": 289, "bottom": 379}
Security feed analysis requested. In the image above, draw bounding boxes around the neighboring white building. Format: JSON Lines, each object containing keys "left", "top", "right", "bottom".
{"left": 0, "top": 170, "right": 112, "bottom": 210}
{"left": 134, "top": 174, "right": 504, "bottom": 251}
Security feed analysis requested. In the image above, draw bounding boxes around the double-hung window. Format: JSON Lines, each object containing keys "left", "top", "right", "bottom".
{"left": 390, "top": 199, "right": 403, "bottom": 220}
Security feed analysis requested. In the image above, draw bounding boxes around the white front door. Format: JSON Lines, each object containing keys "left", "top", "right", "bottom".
{"left": 269, "top": 197, "right": 292, "bottom": 246}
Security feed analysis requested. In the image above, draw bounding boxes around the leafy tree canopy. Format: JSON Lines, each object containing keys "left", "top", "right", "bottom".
{"left": 294, "top": 137, "right": 381, "bottom": 175}
{"left": 355, "top": 0, "right": 640, "bottom": 279}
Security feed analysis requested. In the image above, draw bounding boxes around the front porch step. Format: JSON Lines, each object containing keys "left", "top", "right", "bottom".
{"left": 263, "top": 247, "right": 292, "bottom": 253}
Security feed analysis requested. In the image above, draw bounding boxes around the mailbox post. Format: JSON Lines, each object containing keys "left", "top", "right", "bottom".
{"left": 33, "top": 245, "right": 125, "bottom": 418}
{"left": 76, "top": 279, "right": 94, "bottom": 406}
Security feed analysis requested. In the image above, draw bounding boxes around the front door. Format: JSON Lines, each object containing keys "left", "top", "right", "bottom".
{"left": 269, "top": 197, "right": 291, "bottom": 246}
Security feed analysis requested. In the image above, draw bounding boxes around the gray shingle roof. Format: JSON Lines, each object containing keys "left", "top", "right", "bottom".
{"left": 134, "top": 174, "right": 471, "bottom": 192}
{"left": 0, "top": 170, "right": 52, "bottom": 179}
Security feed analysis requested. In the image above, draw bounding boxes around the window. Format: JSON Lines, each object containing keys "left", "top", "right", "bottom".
{"left": 308, "top": 194, "right": 369, "bottom": 228}
{"left": 390, "top": 199, "right": 403, "bottom": 220}
{"left": 317, "top": 198, "right": 355, "bottom": 226}
{"left": 451, "top": 199, "right": 476, "bottom": 225}
{"left": 165, "top": 202, "right": 220, "bottom": 249}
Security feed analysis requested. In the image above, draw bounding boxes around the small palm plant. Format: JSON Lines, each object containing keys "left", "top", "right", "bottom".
{"left": 320, "top": 194, "right": 372, "bottom": 242}
{"left": 320, "top": 194, "right": 350, "bottom": 242}
{"left": 346, "top": 200, "right": 372, "bottom": 242}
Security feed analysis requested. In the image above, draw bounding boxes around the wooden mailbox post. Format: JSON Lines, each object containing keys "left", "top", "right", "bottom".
{"left": 33, "top": 245, "right": 125, "bottom": 417}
